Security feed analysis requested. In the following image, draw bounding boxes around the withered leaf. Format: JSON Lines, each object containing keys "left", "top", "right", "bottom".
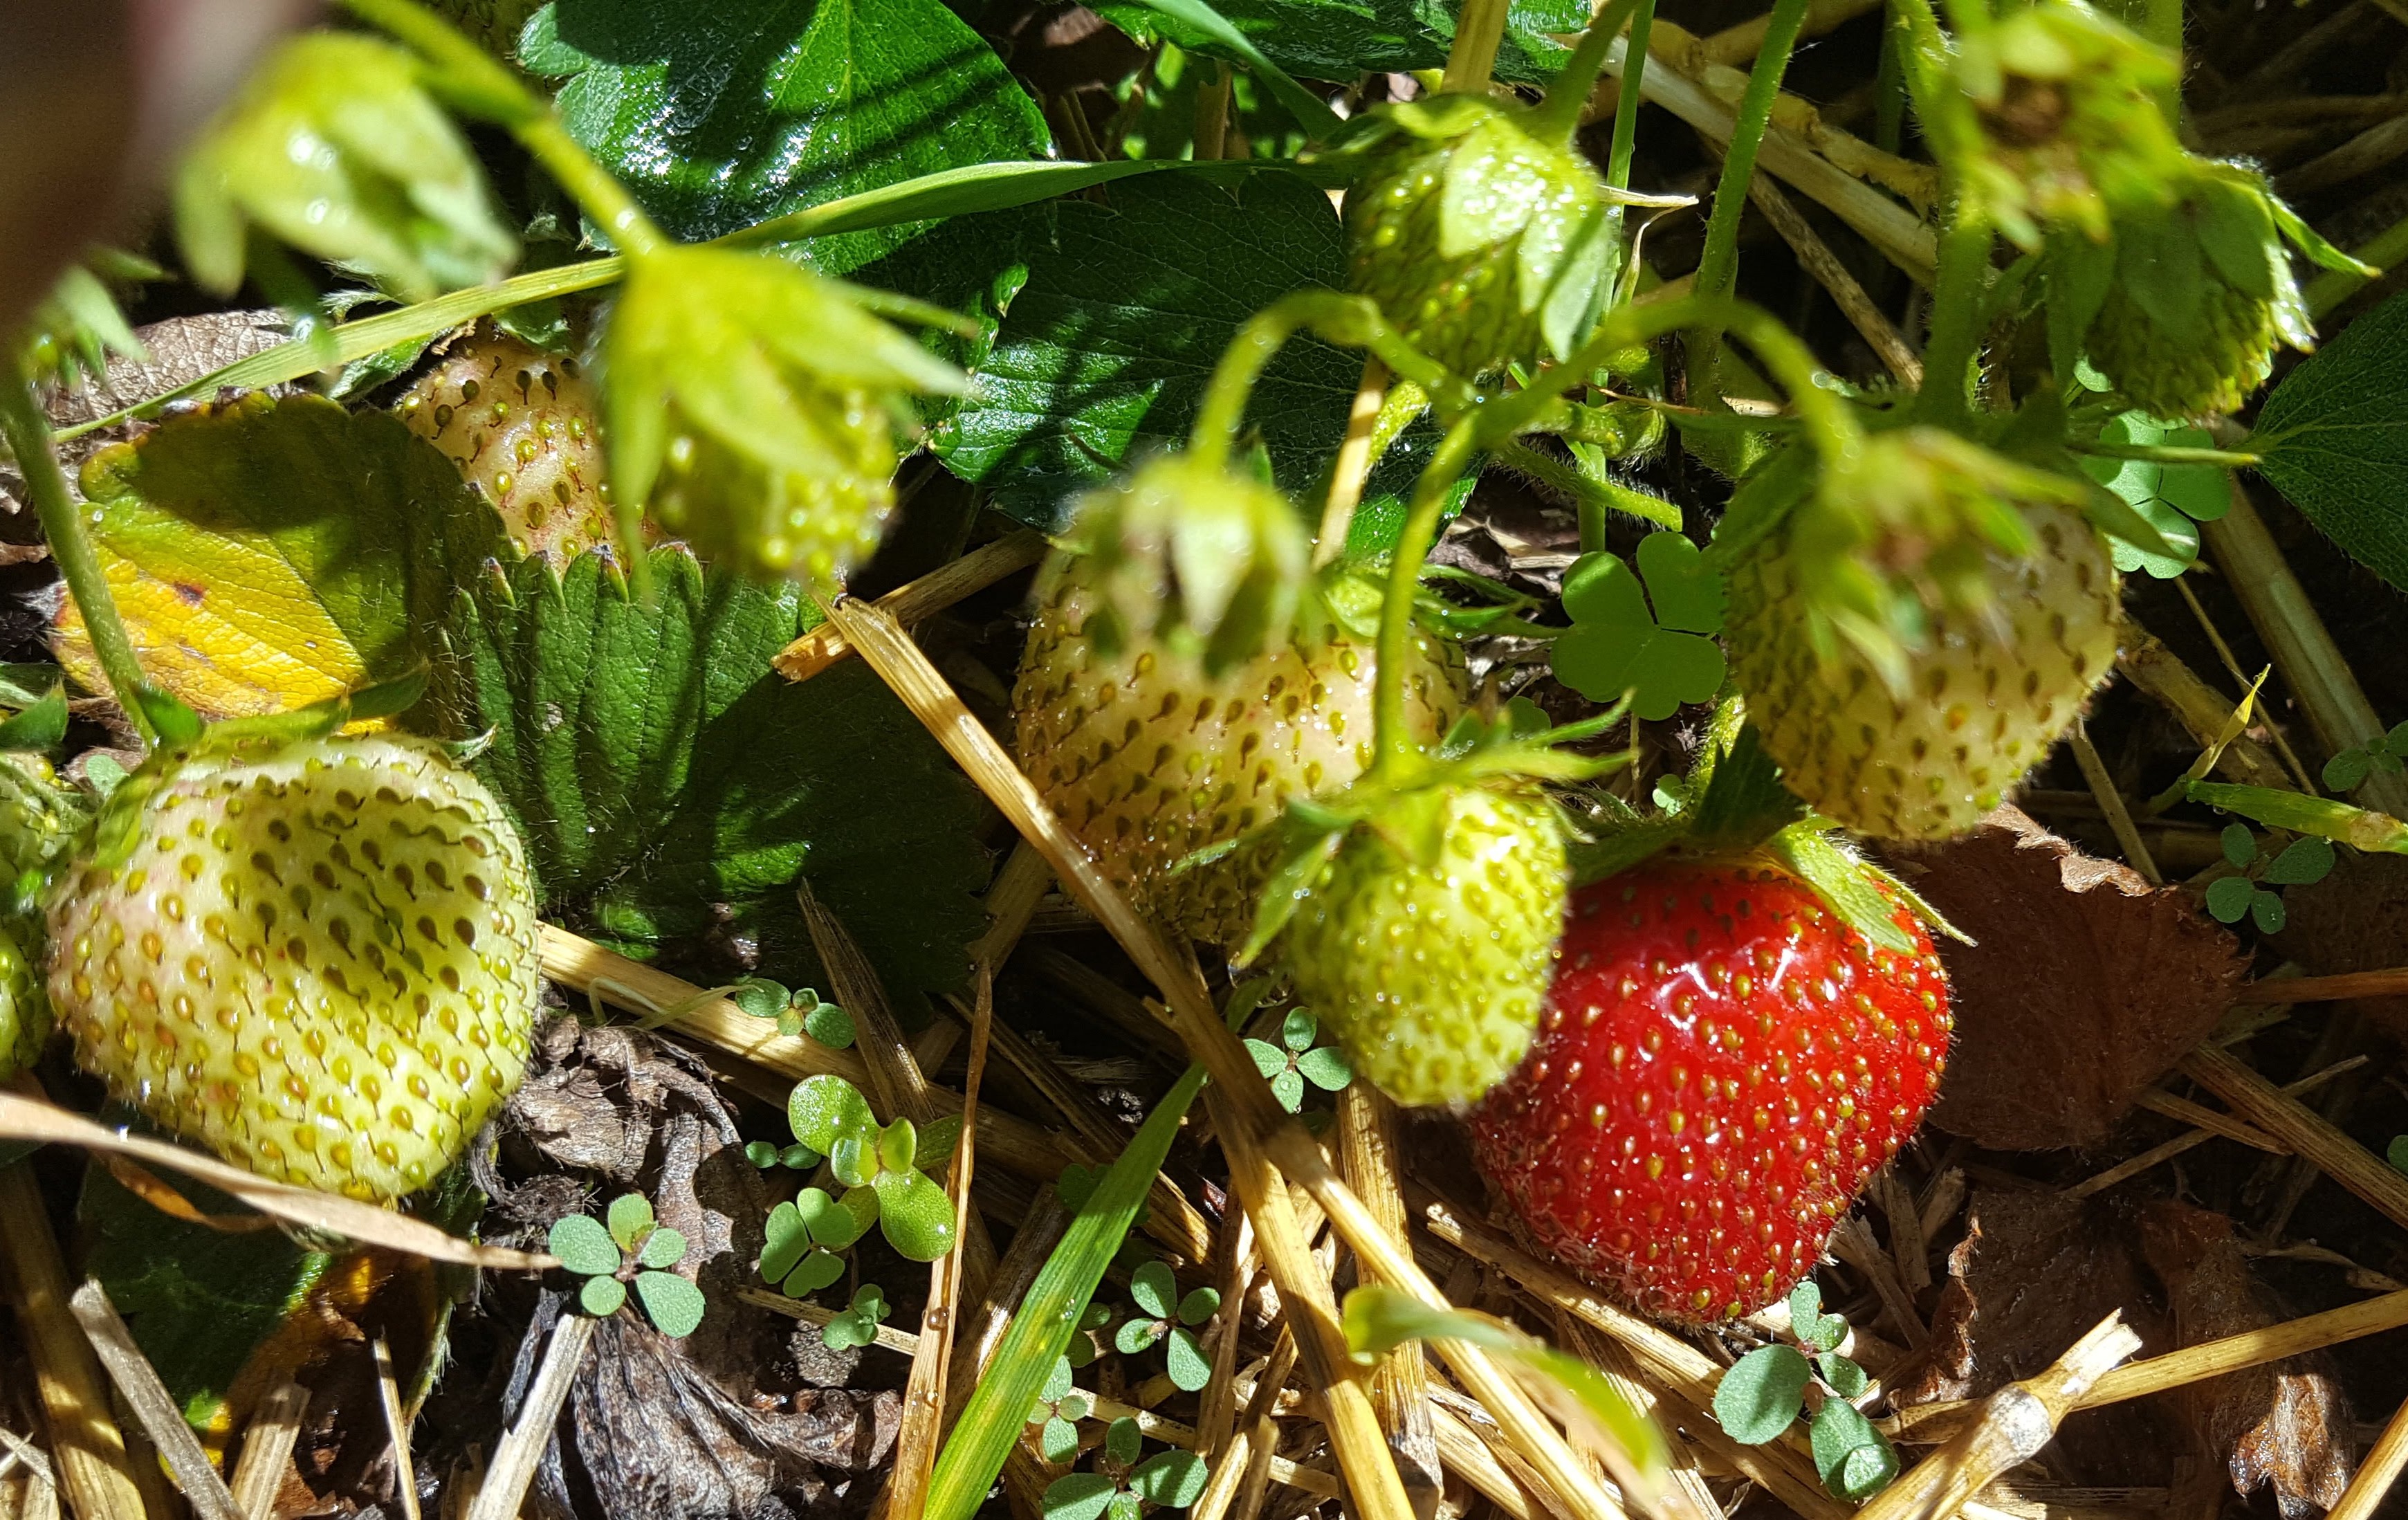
{"left": 2138, "top": 1200, "right": 2354, "bottom": 1519}
{"left": 1891, "top": 807, "right": 2245, "bottom": 1150}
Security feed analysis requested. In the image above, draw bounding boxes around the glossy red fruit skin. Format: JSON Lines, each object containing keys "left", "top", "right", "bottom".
{"left": 1471, "top": 861, "right": 1950, "bottom": 1326}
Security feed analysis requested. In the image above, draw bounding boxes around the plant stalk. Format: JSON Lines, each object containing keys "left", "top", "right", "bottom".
{"left": 1443, "top": 0, "right": 1514, "bottom": 91}
{"left": 1685, "top": 0, "right": 1813, "bottom": 393}
{"left": 1530, "top": 0, "right": 1647, "bottom": 143}
{"left": 1604, "top": 0, "right": 1657, "bottom": 205}
{"left": 1912, "top": 203, "right": 1996, "bottom": 425}
{"left": 0, "top": 349, "right": 153, "bottom": 743}
{"left": 344, "top": 0, "right": 672, "bottom": 259}
{"left": 1191, "top": 293, "right": 1449, "bottom": 467}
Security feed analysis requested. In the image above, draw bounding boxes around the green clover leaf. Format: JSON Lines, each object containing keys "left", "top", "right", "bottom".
{"left": 1105, "top": 1416, "right": 1143, "bottom": 1467}
{"left": 1130, "top": 1450, "right": 1209, "bottom": 1509}
{"left": 2264, "top": 835, "right": 2336, "bottom": 886}
{"left": 2084, "top": 413, "right": 2230, "bottom": 579}
{"left": 1164, "top": 1328, "right": 1213, "bottom": 1391}
{"left": 1552, "top": 532, "right": 1727, "bottom": 722}
{"left": 2222, "top": 823, "right": 2259, "bottom": 869}
{"left": 1130, "top": 1262, "right": 1177, "bottom": 1320}
{"left": 785, "top": 1248, "right": 847, "bottom": 1297}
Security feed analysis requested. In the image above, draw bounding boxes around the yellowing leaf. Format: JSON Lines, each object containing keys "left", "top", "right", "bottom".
{"left": 52, "top": 392, "right": 504, "bottom": 724}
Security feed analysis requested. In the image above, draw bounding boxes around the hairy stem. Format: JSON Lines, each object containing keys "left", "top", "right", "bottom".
{"left": 0, "top": 349, "right": 154, "bottom": 743}
{"left": 1530, "top": 0, "right": 1647, "bottom": 142}
{"left": 1912, "top": 204, "right": 1995, "bottom": 425}
{"left": 344, "top": 0, "right": 670, "bottom": 259}
{"left": 1443, "top": 0, "right": 1514, "bottom": 92}
{"left": 2068, "top": 439, "right": 2259, "bottom": 468}
{"left": 1685, "top": 0, "right": 1812, "bottom": 392}
{"left": 1191, "top": 293, "right": 1449, "bottom": 467}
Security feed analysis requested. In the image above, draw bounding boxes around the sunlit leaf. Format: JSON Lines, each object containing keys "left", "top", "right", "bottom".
{"left": 549, "top": 1214, "right": 622, "bottom": 1278}
{"left": 1713, "top": 1345, "right": 1810, "bottom": 1445}
{"left": 634, "top": 1270, "right": 706, "bottom": 1337}
{"left": 873, "top": 1167, "right": 958, "bottom": 1261}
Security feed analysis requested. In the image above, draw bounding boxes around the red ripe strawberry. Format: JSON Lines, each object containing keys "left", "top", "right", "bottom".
{"left": 1471, "top": 859, "right": 1950, "bottom": 1324}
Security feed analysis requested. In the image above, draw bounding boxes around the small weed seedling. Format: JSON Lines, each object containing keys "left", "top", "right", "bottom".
{"left": 732, "top": 978, "right": 857, "bottom": 1046}
{"left": 784, "top": 1074, "right": 960, "bottom": 1260}
{"left": 2323, "top": 722, "right": 2408, "bottom": 793}
{"left": 1112, "top": 1261, "right": 1222, "bottom": 1393}
{"left": 548, "top": 1193, "right": 707, "bottom": 1337}
{"left": 1040, "top": 1413, "right": 1208, "bottom": 1520}
{"left": 1027, "top": 1357, "right": 1096, "bottom": 1463}
{"left": 820, "top": 1283, "right": 892, "bottom": 1351}
{"left": 2205, "top": 825, "right": 2335, "bottom": 934}
{"left": 1242, "top": 1009, "right": 1352, "bottom": 1114}
{"left": 1710, "top": 1281, "right": 1897, "bottom": 1499}
{"left": 1552, "top": 531, "right": 1727, "bottom": 721}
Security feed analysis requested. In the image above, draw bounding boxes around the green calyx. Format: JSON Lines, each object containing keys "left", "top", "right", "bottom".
{"left": 1041, "top": 452, "right": 1314, "bottom": 677}
{"left": 1343, "top": 96, "right": 1686, "bottom": 380}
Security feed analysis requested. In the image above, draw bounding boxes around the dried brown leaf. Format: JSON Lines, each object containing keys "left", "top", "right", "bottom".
{"left": 1891, "top": 807, "right": 2246, "bottom": 1150}
{"left": 2138, "top": 1200, "right": 2355, "bottom": 1519}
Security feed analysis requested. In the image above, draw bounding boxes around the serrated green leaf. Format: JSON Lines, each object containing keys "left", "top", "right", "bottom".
{"left": 2253, "top": 289, "right": 2408, "bottom": 591}
{"left": 1092, "top": 0, "right": 1586, "bottom": 84}
{"left": 1130, "top": 1261, "right": 1177, "bottom": 1320}
{"left": 873, "top": 1168, "right": 959, "bottom": 1261}
{"left": 941, "top": 174, "right": 1441, "bottom": 533}
{"left": 2265, "top": 835, "right": 2336, "bottom": 886}
{"left": 1809, "top": 1400, "right": 1897, "bottom": 1499}
{"left": 2205, "top": 874, "right": 2257, "bottom": 923}
{"left": 636, "top": 1225, "right": 688, "bottom": 1270}
{"left": 580, "top": 1274, "right": 629, "bottom": 1317}
{"left": 1165, "top": 1326, "right": 1213, "bottom": 1391}
{"left": 791, "top": 1076, "right": 880, "bottom": 1157}
{"left": 1296, "top": 1045, "right": 1352, "bottom": 1091}
{"left": 436, "top": 547, "right": 988, "bottom": 997}
{"left": 607, "top": 1193, "right": 654, "bottom": 1252}
{"left": 1040, "top": 1416, "right": 1082, "bottom": 1464}
{"left": 1712, "top": 1345, "right": 1811, "bottom": 1445}
{"left": 2221, "top": 822, "right": 2259, "bottom": 868}
{"left": 634, "top": 1271, "right": 707, "bottom": 1337}
{"left": 1042, "top": 1474, "right": 1119, "bottom": 1520}
{"left": 549, "top": 1214, "right": 623, "bottom": 1277}
{"left": 59, "top": 394, "right": 502, "bottom": 727}
{"left": 524, "top": 0, "right": 1047, "bottom": 269}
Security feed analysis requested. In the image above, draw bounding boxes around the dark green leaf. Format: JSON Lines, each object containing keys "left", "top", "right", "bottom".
{"left": 1106, "top": 1415, "right": 1143, "bottom": 1465}
{"left": 1165, "top": 1326, "right": 1213, "bottom": 1391}
{"left": 2265, "top": 835, "right": 2337, "bottom": 886}
{"left": 434, "top": 547, "right": 988, "bottom": 998}
{"left": 2221, "top": 823, "right": 2259, "bottom": 869}
{"left": 634, "top": 1270, "right": 707, "bottom": 1336}
{"left": 1711, "top": 1345, "right": 1811, "bottom": 1445}
{"left": 940, "top": 174, "right": 1436, "bottom": 531}
{"left": 0, "top": 687, "right": 69, "bottom": 753}
{"left": 2250, "top": 888, "right": 2287, "bottom": 935}
{"left": 580, "top": 1274, "right": 629, "bottom": 1317}
{"left": 1809, "top": 1400, "right": 1897, "bottom": 1499}
{"left": 1177, "top": 1287, "right": 1222, "bottom": 1328}
{"left": 784, "top": 1247, "right": 847, "bottom": 1295}
{"left": 2254, "top": 289, "right": 2408, "bottom": 591}
{"left": 549, "top": 1214, "right": 623, "bottom": 1277}
{"left": 2327, "top": 749, "right": 2375, "bottom": 791}
{"left": 525, "top": 0, "right": 1047, "bottom": 267}
{"left": 1130, "top": 1449, "right": 1208, "bottom": 1508}
{"left": 2388, "top": 1136, "right": 2408, "bottom": 1174}
{"left": 1093, "top": 0, "right": 1586, "bottom": 84}
{"left": 1130, "top": 1261, "right": 1177, "bottom": 1320}
{"left": 2205, "top": 874, "right": 2257, "bottom": 924}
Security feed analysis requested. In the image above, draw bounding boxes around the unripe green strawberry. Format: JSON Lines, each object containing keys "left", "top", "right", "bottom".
{"left": 2084, "top": 266, "right": 2283, "bottom": 421}
{"left": 1015, "top": 559, "right": 1464, "bottom": 949}
{"left": 1283, "top": 785, "right": 1565, "bottom": 1108}
{"left": 645, "top": 394, "right": 900, "bottom": 588}
{"left": 1722, "top": 430, "right": 2120, "bottom": 841}
{"left": 399, "top": 330, "right": 620, "bottom": 565}
{"left": 1347, "top": 97, "right": 1619, "bottom": 378}
{"left": 0, "top": 923, "right": 45, "bottom": 1080}
{"left": 47, "top": 733, "right": 543, "bottom": 1201}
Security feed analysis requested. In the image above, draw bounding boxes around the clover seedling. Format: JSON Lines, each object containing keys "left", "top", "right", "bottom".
{"left": 759, "top": 1184, "right": 878, "bottom": 1297}
{"left": 2205, "top": 825, "right": 2333, "bottom": 934}
{"left": 1552, "top": 531, "right": 1726, "bottom": 721}
{"left": 547, "top": 1193, "right": 707, "bottom": 1337}
{"left": 1027, "top": 1356, "right": 1095, "bottom": 1463}
{"left": 2082, "top": 412, "right": 2230, "bottom": 578}
{"left": 1242, "top": 1009, "right": 1352, "bottom": 1113}
{"left": 821, "top": 1283, "right": 891, "bottom": 1351}
{"left": 1709, "top": 1281, "right": 1895, "bottom": 1499}
{"left": 732, "top": 978, "right": 855, "bottom": 1046}
{"left": 1113, "top": 1261, "right": 1222, "bottom": 1392}
{"left": 784, "top": 1074, "right": 959, "bottom": 1261}
{"left": 1040, "top": 1415, "right": 1209, "bottom": 1520}
{"left": 2322, "top": 721, "right": 2408, "bottom": 792}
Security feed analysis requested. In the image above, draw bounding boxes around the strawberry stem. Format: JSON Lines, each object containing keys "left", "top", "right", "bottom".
{"left": 1443, "top": 0, "right": 1514, "bottom": 92}
{"left": 1911, "top": 206, "right": 1996, "bottom": 427}
{"left": 1684, "top": 0, "right": 1812, "bottom": 395}
{"left": 0, "top": 348, "right": 156, "bottom": 745}
{"left": 1601, "top": 0, "right": 1657, "bottom": 226}
{"left": 1190, "top": 293, "right": 1451, "bottom": 470}
{"left": 343, "top": 0, "right": 672, "bottom": 262}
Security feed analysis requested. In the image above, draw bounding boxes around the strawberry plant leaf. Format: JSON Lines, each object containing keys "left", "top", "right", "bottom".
{"left": 549, "top": 1214, "right": 623, "bottom": 1277}
{"left": 634, "top": 1270, "right": 707, "bottom": 1337}
{"left": 580, "top": 1274, "right": 629, "bottom": 1317}
{"left": 1808, "top": 1400, "right": 1897, "bottom": 1499}
{"left": 523, "top": 0, "right": 1047, "bottom": 263}
{"left": 438, "top": 546, "right": 988, "bottom": 996}
{"left": 2251, "top": 287, "right": 2408, "bottom": 591}
{"left": 1130, "top": 1449, "right": 1209, "bottom": 1509}
{"left": 56, "top": 394, "right": 502, "bottom": 726}
{"left": 1092, "top": 0, "right": 1586, "bottom": 85}
{"left": 940, "top": 174, "right": 1437, "bottom": 533}
{"left": 1711, "top": 1344, "right": 1810, "bottom": 1445}
{"left": 1042, "top": 1474, "right": 1117, "bottom": 1520}
{"left": 872, "top": 1167, "right": 958, "bottom": 1261}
